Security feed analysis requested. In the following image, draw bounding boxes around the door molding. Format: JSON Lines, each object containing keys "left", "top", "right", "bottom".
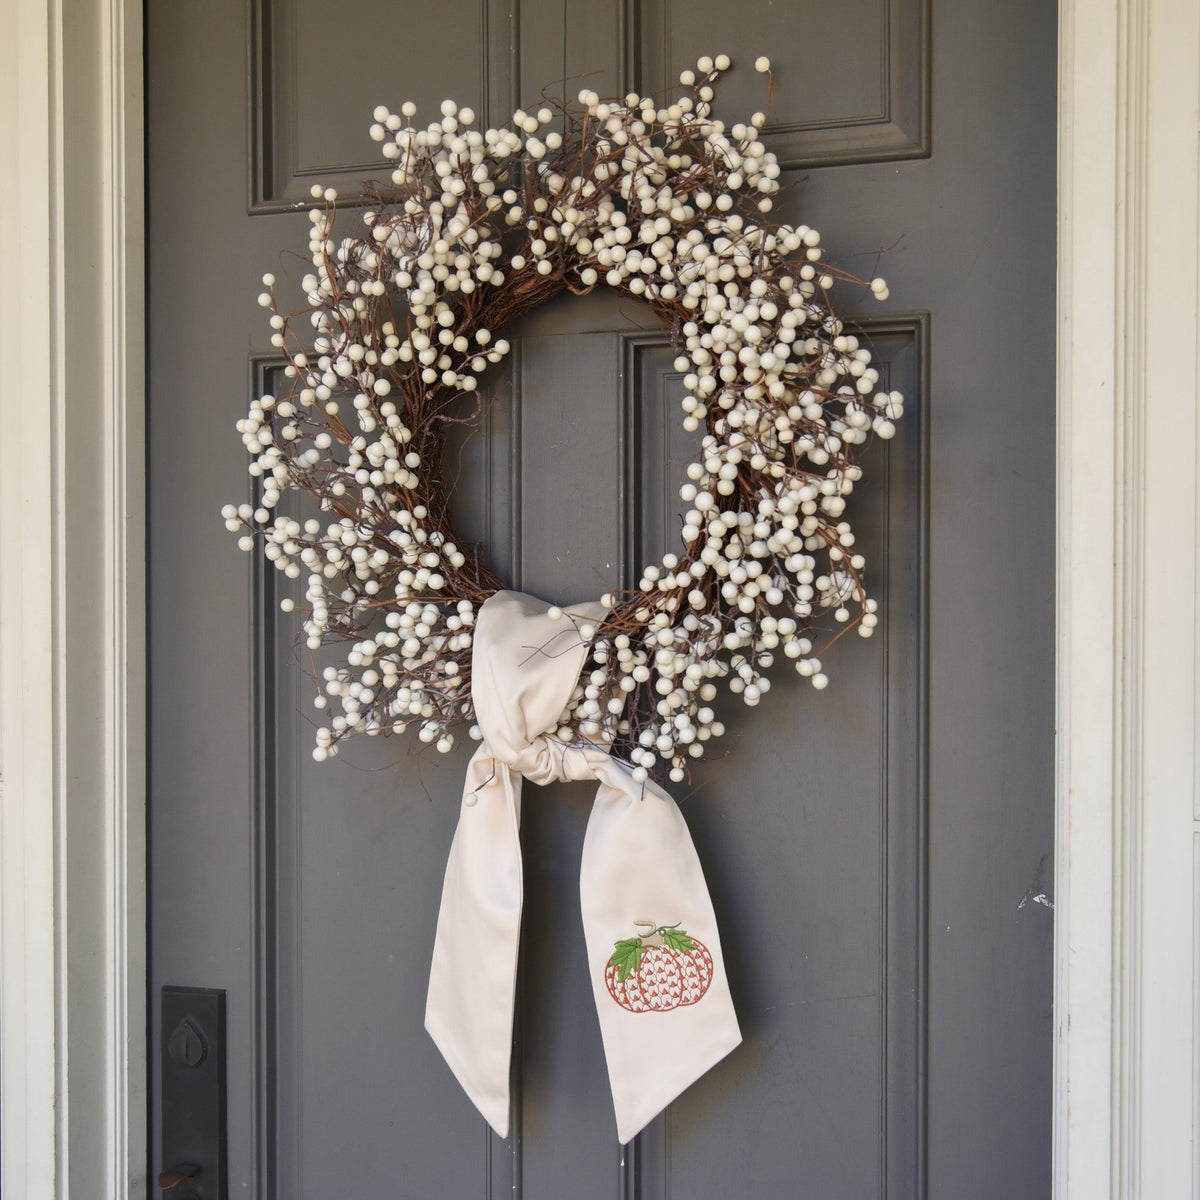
{"left": 0, "top": 0, "right": 145, "bottom": 1197}
{"left": 3, "top": 0, "right": 1198, "bottom": 1196}
{"left": 1055, "top": 0, "right": 1200, "bottom": 1196}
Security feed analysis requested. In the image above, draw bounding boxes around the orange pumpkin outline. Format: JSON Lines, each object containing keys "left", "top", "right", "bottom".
{"left": 604, "top": 921, "right": 714, "bottom": 1013}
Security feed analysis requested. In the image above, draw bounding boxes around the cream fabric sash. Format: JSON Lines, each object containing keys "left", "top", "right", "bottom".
{"left": 425, "top": 590, "right": 741, "bottom": 1143}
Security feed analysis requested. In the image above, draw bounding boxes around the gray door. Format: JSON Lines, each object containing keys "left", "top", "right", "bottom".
{"left": 148, "top": 2, "right": 1056, "bottom": 1196}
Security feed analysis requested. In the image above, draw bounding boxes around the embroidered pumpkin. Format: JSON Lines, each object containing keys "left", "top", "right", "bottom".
{"left": 605, "top": 921, "right": 714, "bottom": 1013}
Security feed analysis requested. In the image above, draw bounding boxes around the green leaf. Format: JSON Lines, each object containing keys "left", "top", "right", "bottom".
{"left": 660, "top": 927, "right": 696, "bottom": 953}
{"left": 608, "top": 939, "right": 643, "bottom": 982}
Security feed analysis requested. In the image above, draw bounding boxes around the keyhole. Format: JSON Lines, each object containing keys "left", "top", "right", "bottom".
{"left": 167, "top": 1017, "right": 207, "bottom": 1069}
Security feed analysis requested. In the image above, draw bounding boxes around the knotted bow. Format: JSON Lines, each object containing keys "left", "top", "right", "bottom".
{"left": 425, "top": 590, "right": 741, "bottom": 1143}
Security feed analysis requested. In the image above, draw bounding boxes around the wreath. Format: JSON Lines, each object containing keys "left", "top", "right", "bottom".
{"left": 224, "top": 54, "right": 902, "bottom": 783}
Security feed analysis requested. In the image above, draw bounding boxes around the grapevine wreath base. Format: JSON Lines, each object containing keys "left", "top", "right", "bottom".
{"left": 224, "top": 54, "right": 903, "bottom": 783}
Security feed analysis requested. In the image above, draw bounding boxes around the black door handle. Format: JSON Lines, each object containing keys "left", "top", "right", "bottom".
{"left": 160, "top": 987, "right": 226, "bottom": 1199}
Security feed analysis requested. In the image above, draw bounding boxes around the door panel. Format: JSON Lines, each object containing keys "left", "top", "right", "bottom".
{"left": 251, "top": 0, "right": 518, "bottom": 211}
{"left": 148, "top": 1, "right": 1055, "bottom": 1196}
{"left": 635, "top": 0, "right": 929, "bottom": 166}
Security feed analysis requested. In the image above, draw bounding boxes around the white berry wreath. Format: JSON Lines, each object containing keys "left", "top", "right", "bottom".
{"left": 224, "top": 54, "right": 903, "bottom": 784}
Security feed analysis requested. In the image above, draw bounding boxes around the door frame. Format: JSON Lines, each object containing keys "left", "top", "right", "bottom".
{"left": 0, "top": 0, "right": 145, "bottom": 1196}
{"left": 1054, "top": 0, "right": 1200, "bottom": 1193}
{"left": 2, "top": 0, "right": 1196, "bottom": 1195}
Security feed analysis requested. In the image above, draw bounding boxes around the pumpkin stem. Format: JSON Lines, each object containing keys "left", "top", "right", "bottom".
{"left": 633, "top": 919, "right": 667, "bottom": 948}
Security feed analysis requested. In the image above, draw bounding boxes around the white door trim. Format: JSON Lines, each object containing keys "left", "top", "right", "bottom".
{"left": 3, "top": 0, "right": 1197, "bottom": 1196}
{"left": 1053, "top": 0, "right": 1119, "bottom": 1192}
{"left": 0, "top": 0, "right": 146, "bottom": 1196}
{"left": 1, "top": 7, "right": 61, "bottom": 1192}
{"left": 1055, "top": 0, "right": 1200, "bottom": 1196}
